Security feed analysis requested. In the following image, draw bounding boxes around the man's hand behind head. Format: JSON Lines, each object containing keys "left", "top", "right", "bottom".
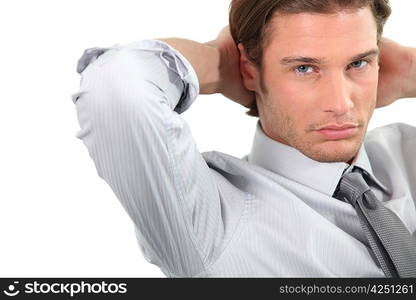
{"left": 377, "top": 38, "right": 416, "bottom": 108}
{"left": 206, "top": 26, "right": 256, "bottom": 109}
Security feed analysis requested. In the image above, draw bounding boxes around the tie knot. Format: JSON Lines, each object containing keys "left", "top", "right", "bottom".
{"left": 335, "top": 171, "right": 372, "bottom": 206}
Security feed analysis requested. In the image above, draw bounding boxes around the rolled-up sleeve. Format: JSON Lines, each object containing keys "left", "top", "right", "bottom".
{"left": 71, "top": 40, "right": 223, "bottom": 277}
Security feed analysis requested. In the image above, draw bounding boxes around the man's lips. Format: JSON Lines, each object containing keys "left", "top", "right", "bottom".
{"left": 315, "top": 123, "right": 359, "bottom": 140}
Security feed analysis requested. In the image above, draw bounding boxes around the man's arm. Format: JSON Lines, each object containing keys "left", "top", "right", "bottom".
{"left": 155, "top": 38, "right": 221, "bottom": 95}
{"left": 157, "top": 26, "right": 255, "bottom": 108}
{"left": 71, "top": 39, "right": 247, "bottom": 277}
{"left": 376, "top": 38, "right": 416, "bottom": 107}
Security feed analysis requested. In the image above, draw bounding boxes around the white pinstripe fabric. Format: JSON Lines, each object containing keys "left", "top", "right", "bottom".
{"left": 71, "top": 39, "right": 416, "bottom": 277}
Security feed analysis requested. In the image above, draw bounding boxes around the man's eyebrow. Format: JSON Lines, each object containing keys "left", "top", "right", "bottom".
{"left": 280, "top": 56, "right": 323, "bottom": 65}
{"left": 350, "top": 49, "right": 379, "bottom": 62}
{"left": 280, "top": 49, "right": 380, "bottom": 65}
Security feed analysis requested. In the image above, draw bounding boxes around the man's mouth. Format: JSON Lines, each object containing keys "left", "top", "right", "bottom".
{"left": 315, "top": 123, "right": 359, "bottom": 140}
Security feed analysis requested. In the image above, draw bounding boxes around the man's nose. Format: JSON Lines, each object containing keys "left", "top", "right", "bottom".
{"left": 321, "top": 73, "right": 354, "bottom": 115}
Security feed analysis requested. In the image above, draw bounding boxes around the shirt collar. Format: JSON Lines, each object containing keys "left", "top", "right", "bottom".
{"left": 248, "top": 121, "right": 389, "bottom": 196}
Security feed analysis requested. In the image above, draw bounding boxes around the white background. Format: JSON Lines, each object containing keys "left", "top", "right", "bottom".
{"left": 0, "top": 0, "right": 415, "bottom": 277}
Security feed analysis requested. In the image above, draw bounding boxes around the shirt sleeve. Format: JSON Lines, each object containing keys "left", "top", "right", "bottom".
{"left": 71, "top": 40, "right": 224, "bottom": 277}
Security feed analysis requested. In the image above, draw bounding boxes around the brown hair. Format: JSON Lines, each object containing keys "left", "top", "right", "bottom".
{"left": 229, "top": 0, "right": 391, "bottom": 117}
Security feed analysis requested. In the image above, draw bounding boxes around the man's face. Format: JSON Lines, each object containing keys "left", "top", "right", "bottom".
{"left": 253, "top": 7, "right": 379, "bottom": 163}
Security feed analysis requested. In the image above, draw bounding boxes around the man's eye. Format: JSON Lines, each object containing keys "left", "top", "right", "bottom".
{"left": 294, "top": 65, "right": 314, "bottom": 75}
{"left": 349, "top": 59, "right": 368, "bottom": 69}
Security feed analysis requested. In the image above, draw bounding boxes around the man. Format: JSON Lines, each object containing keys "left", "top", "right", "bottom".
{"left": 72, "top": 0, "right": 416, "bottom": 277}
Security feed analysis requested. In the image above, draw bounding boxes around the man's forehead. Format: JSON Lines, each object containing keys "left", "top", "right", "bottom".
{"left": 265, "top": 7, "right": 378, "bottom": 61}
{"left": 267, "top": 7, "right": 377, "bottom": 42}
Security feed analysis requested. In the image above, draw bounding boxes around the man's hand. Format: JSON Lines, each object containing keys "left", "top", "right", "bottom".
{"left": 376, "top": 38, "right": 416, "bottom": 108}
{"left": 158, "top": 26, "right": 255, "bottom": 108}
{"left": 206, "top": 26, "right": 256, "bottom": 108}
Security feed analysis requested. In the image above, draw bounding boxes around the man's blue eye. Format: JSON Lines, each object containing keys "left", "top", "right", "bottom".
{"left": 295, "top": 65, "right": 313, "bottom": 74}
{"left": 350, "top": 60, "right": 368, "bottom": 69}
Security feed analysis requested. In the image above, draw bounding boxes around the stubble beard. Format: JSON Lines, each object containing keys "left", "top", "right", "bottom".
{"left": 267, "top": 110, "right": 366, "bottom": 163}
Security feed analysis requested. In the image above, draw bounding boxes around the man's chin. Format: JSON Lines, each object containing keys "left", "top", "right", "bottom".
{"left": 306, "top": 152, "right": 356, "bottom": 163}
{"left": 300, "top": 140, "right": 362, "bottom": 163}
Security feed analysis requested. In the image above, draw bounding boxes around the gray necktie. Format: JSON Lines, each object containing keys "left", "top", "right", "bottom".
{"left": 333, "top": 167, "right": 416, "bottom": 278}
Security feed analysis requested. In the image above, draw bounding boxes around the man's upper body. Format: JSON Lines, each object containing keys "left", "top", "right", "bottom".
{"left": 72, "top": 1, "right": 416, "bottom": 277}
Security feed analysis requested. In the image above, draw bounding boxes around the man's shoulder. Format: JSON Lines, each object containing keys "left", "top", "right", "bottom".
{"left": 201, "top": 150, "right": 257, "bottom": 179}
{"left": 201, "top": 151, "right": 249, "bottom": 172}
{"left": 366, "top": 122, "right": 416, "bottom": 143}
{"left": 365, "top": 123, "right": 416, "bottom": 161}
{"left": 365, "top": 123, "right": 416, "bottom": 182}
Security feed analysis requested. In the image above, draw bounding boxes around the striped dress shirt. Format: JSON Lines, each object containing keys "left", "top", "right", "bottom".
{"left": 71, "top": 39, "right": 416, "bottom": 277}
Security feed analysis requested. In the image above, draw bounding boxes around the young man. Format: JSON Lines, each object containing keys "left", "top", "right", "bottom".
{"left": 72, "top": 0, "right": 416, "bottom": 277}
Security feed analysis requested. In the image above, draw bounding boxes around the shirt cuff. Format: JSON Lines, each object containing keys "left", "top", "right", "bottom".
{"left": 76, "top": 39, "right": 200, "bottom": 114}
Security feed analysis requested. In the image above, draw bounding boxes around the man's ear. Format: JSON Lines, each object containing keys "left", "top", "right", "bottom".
{"left": 237, "top": 43, "right": 260, "bottom": 92}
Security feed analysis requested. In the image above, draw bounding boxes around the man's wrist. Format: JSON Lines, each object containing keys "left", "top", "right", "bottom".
{"left": 205, "top": 37, "right": 246, "bottom": 102}
{"left": 157, "top": 38, "right": 222, "bottom": 95}
{"left": 200, "top": 41, "right": 223, "bottom": 95}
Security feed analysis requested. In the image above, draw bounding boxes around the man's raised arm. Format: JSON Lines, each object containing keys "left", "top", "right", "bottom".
{"left": 376, "top": 38, "right": 416, "bottom": 107}
{"left": 71, "top": 28, "right": 251, "bottom": 277}
{"left": 158, "top": 26, "right": 255, "bottom": 107}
